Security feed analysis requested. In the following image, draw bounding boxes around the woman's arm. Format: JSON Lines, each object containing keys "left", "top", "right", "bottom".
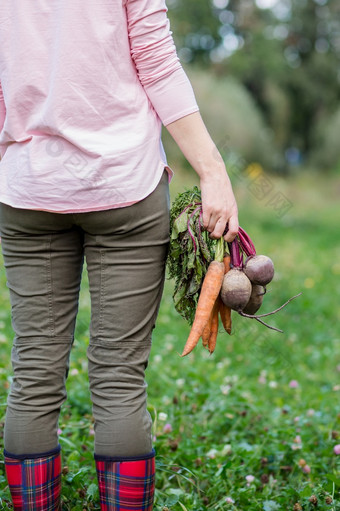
{"left": 125, "top": 0, "right": 199, "bottom": 125}
{"left": 166, "top": 112, "right": 238, "bottom": 242}
{"left": 125, "top": 0, "right": 239, "bottom": 241}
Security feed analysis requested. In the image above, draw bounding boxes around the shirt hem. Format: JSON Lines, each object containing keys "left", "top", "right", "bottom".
{"left": 0, "top": 163, "right": 173, "bottom": 214}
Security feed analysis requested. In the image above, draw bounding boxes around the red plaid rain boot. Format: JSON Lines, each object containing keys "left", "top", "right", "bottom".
{"left": 4, "top": 446, "right": 62, "bottom": 511}
{"left": 95, "top": 449, "right": 155, "bottom": 510}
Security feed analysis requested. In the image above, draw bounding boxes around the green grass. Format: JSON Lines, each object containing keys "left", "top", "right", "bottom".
{"left": 0, "top": 168, "right": 339, "bottom": 510}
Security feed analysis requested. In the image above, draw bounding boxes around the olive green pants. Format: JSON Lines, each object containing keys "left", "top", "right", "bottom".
{"left": 0, "top": 170, "right": 169, "bottom": 457}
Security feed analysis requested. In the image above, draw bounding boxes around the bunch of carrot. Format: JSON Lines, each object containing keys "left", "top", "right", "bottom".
{"left": 167, "top": 187, "right": 301, "bottom": 358}
{"left": 181, "top": 238, "right": 232, "bottom": 357}
{"left": 167, "top": 188, "right": 236, "bottom": 357}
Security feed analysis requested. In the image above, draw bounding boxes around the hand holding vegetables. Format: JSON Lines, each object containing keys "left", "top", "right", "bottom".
{"left": 167, "top": 187, "right": 301, "bottom": 357}
{"left": 165, "top": 111, "right": 239, "bottom": 242}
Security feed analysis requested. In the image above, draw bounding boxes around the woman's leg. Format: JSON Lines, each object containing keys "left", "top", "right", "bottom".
{"left": 75, "top": 170, "right": 170, "bottom": 509}
{"left": 0, "top": 204, "right": 84, "bottom": 509}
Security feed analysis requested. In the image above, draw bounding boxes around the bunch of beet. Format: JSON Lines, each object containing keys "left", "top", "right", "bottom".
{"left": 220, "top": 227, "right": 300, "bottom": 332}
{"left": 168, "top": 187, "right": 302, "bottom": 356}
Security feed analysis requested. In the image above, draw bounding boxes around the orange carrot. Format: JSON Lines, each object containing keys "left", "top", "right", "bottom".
{"left": 181, "top": 260, "right": 225, "bottom": 356}
{"left": 219, "top": 299, "right": 232, "bottom": 334}
{"left": 202, "top": 308, "right": 213, "bottom": 348}
{"left": 220, "top": 253, "right": 232, "bottom": 334}
{"left": 223, "top": 253, "right": 231, "bottom": 274}
{"left": 208, "top": 299, "right": 219, "bottom": 354}
{"left": 203, "top": 252, "right": 230, "bottom": 347}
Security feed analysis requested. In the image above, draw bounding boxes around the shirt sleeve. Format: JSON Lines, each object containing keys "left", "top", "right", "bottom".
{"left": 125, "top": 0, "right": 199, "bottom": 126}
{"left": 0, "top": 80, "right": 6, "bottom": 134}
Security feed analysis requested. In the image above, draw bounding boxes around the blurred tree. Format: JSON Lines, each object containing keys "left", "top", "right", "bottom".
{"left": 168, "top": 0, "right": 340, "bottom": 170}
{"left": 167, "top": 0, "right": 221, "bottom": 64}
{"left": 279, "top": 0, "right": 340, "bottom": 156}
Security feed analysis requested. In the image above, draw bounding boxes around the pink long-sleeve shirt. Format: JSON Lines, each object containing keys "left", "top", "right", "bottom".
{"left": 0, "top": 0, "right": 199, "bottom": 213}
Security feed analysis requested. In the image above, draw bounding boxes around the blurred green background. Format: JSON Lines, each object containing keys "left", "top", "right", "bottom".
{"left": 165, "top": 0, "right": 340, "bottom": 173}
{"left": 1, "top": 0, "right": 340, "bottom": 509}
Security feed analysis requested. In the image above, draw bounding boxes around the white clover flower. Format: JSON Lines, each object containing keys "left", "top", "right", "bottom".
{"left": 220, "top": 384, "right": 231, "bottom": 395}
{"left": 158, "top": 412, "right": 168, "bottom": 421}
{"left": 291, "top": 443, "right": 302, "bottom": 450}
{"left": 221, "top": 444, "right": 232, "bottom": 456}
{"left": 206, "top": 448, "right": 218, "bottom": 459}
{"left": 162, "top": 395, "right": 171, "bottom": 405}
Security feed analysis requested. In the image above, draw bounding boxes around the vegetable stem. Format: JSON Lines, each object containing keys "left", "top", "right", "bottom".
{"left": 239, "top": 292, "right": 302, "bottom": 319}
{"left": 237, "top": 292, "right": 302, "bottom": 333}
{"left": 214, "top": 237, "right": 225, "bottom": 263}
{"left": 228, "top": 238, "right": 243, "bottom": 268}
{"left": 238, "top": 227, "right": 256, "bottom": 257}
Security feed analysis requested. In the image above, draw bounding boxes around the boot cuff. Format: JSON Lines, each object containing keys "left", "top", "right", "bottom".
{"left": 94, "top": 447, "right": 155, "bottom": 462}
{"left": 4, "top": 444, "right": 61, "bottom": 460}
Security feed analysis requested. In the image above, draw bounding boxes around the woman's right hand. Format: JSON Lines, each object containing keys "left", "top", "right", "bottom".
{"left": 166, "top": 111, "right": 239, "bottom": 242}
{"left": 199, "top": 165, "right": 239, "bottom": 242}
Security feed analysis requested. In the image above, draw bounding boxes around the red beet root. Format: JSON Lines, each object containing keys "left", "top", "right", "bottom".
{"left": 243, "top": 284, "right": 265, "bottom": 315}
{"left": 244, "top": 255, "right": 274, "bottom": 286}
{"left": 220, "top": 268, "right": 252, "bottom": 311}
